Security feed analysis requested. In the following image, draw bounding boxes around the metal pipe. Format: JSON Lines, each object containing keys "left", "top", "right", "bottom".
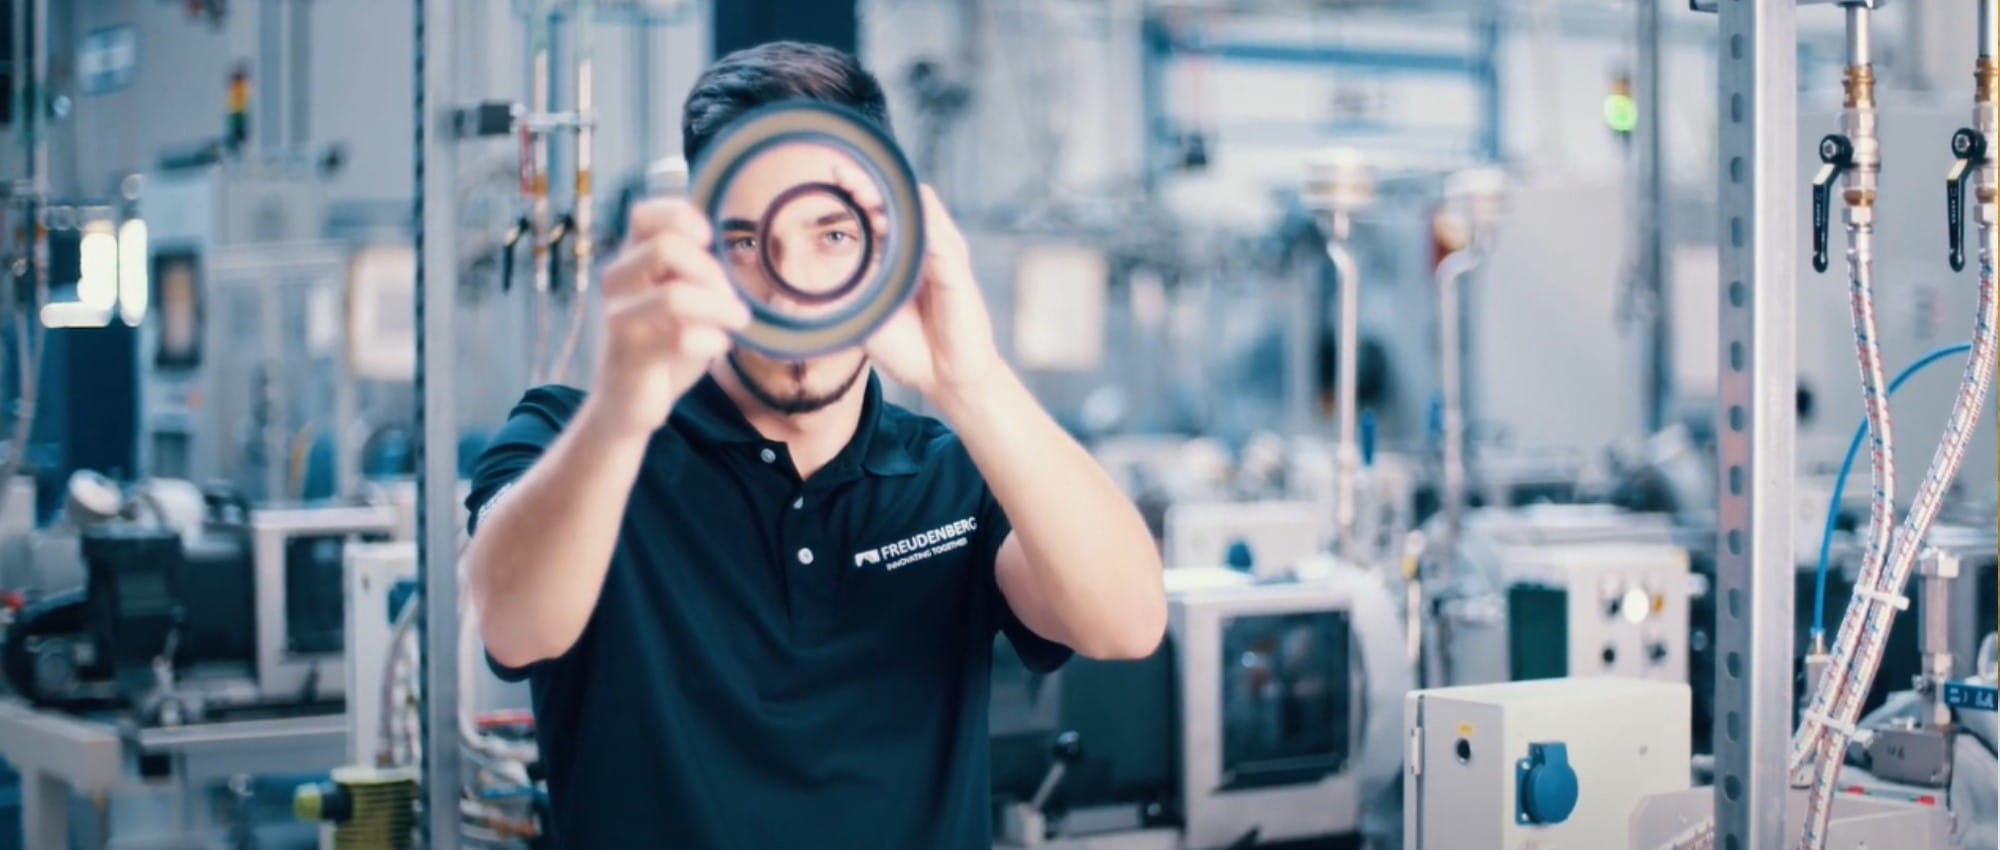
{"left": 1328, "top": 235, "right": 1360, "bottom": 558}
{"left": 1636, "top": 0, "right": 1671, "bottom": 433}
{"left": 27, "top": 0, "right": 45, "bottom": 322}
{"left": 528, "top": 10, "right": 553, "bottom": 384}
{"left": 573, "top": 3, "right": 593, "bottom": 295}
{"left": 1434, "top": 250, "right": 1478, "bottom": 565}
{"left": 0, "top": 0, "right": 38, "bottom": 527}
{"left": 1301, "top": 150, "right": 1373, "bottom": 561}
{"left": 1915, "top": 551, "right": 1956, "bottom": 730}
{"left": 549, "top": 0, "right": 595, "bottom": 385}
{"left": 1845, "top": 5, "right": 1870, "bottom": 66}
{"left": 1980, "top": 0, "right": 1995, "bottom": 60}
{"left": 416, "top": 0, "right": 466, "bottom": 842}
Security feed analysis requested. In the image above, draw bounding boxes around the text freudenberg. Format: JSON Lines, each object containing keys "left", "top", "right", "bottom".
{"left": 856, "top": 517, "right": 977, "bottom": 570}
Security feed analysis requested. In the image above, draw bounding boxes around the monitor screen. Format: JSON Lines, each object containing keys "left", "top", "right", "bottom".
{"left": 1218, "top": 610, "right": 1352, "bottom": 789}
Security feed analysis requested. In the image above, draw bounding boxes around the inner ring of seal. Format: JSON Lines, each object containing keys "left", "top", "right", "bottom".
{"left": 752, "top": 180, "right": 876, "bottom": 307}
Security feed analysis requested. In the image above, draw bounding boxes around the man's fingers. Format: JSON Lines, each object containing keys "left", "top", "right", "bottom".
{"left": 623, "top": 198, "right": 711, "bottom": 247}
{"left": 916, "top": 185, "right": 969, "bottom": 282}
{"left": 644, "top": 236, "right": 730, "bottom": 290}
{"left": 604, "top": 233, "right": 727, "bottom": 296}
{"left": 827, "top": 161, "right": 891, "bottom": 239}
{"left": 672, "top": 326, "right": 732, "bottom": 361}
{"left": 828, "top": 161, "right": 886, "bottom": 212}
{"left": 608, "top": 282, "right": 750, "bottom": 332}
{"left": 917, "top": 185, "right": 964, "bottom": 254}
{"left": 657, "top": 283, "right": 752, "bottom": 331}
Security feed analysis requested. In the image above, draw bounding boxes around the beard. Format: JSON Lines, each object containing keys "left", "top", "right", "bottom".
{"left": 726, "top": 351, "right": 868, "bottom": 415}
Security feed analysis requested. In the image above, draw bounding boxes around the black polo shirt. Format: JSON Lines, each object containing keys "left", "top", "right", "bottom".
{"left": 465, "top": 372, "right": 1071, "bottom": 850}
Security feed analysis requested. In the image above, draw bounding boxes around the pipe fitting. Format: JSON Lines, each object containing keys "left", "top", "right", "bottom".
{"left": 1843, "top": 64, "right": 1876, "bottom": 109}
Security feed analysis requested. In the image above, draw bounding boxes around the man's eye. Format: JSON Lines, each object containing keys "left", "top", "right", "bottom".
{"left": 726, "top": 236, "right": 757, "bottom": 254}
{"left": 821, "top": 230, "right": 857, "bottom": 247}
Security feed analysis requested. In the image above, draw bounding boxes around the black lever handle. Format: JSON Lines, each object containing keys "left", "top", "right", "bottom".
{"left": 1028, "top": 731, "right": 1083, "bottom": 812}
{"left": 548, "top": 214, "right": 575, "bottom": 291}
{"left": 1812, "top": 134, "right": 1854, "bottom": 274}
{"left": 1947, "top": 128, "right": 1986, "bottom": 272}
{"left": 500, "top": 216, "right": 528, "bottom": 293}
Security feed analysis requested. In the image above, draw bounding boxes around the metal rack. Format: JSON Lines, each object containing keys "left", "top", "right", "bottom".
{"left": 415, "top": 0, "right": 466, "bottom": 848}
{"left": 1707, "top": 0, "right": 1798, "bottom": 848}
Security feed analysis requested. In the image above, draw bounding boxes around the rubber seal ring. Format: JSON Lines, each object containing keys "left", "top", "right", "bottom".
{"left": 685, "top": 100, "right": 924, "bottom": 359}
{"left": 753, "top": 181, "right": 875, "bottom": 306}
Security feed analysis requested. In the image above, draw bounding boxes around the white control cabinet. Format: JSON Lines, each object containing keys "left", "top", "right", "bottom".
{"left": 1405, "top": 678, "right": 1691, "bottom": 850}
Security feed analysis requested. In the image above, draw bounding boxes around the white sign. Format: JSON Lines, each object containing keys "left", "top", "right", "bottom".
{"left": 1011, "top": 245, "right": 1108, "bottom": 372}
{"left": 79, "top": 26, "right": 139, "bottom": 95}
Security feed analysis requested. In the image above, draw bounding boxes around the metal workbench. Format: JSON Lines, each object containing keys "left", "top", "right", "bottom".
{"left": 0, "top": 698, "right": 346, "bottom": 849}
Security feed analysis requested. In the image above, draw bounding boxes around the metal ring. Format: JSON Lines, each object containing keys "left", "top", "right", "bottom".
{"left": 686, "top": 100, "right": 924, "bottom": 359}
{"left": 753, "top": 180, "right": 875, "bottom": 306}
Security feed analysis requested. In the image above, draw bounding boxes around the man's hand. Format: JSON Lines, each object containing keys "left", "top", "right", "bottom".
{"left": 860, "top": 185, "right": 1005, "bottom": 405}
{"left": 590, "top": 199, "right": 751, "bottom": 436}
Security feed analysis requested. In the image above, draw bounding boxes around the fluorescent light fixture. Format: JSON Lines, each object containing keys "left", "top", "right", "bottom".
{"left": 40, "top": 301, "right": 114, "bottom": 328}
{"left": 78, "top": 221, "right": 117, "bottom": 311}
{"left": 118, "top": 218, "right": 148, "bottom": 326}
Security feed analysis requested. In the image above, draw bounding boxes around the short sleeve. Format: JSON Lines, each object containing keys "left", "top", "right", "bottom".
{"left": 465, "top": 386, "right": 586, "bottom": 536}
{"left": 465, "top": 386, "right": 586, "bottom": 681}
{"left": 979, "top": 489, "right": 1073, "bottom": 674}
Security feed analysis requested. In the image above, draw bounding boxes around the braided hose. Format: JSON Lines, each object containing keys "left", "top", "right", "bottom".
{"left": 1659, "top": 819, "right": 1714, "bottom": 850}
{"left": 1799, "top": 258, "right": 1997, "bottom": 848}
{"left": 1792, "top": 55, "right": 1897, "bottom": 778}
{"left": 1660, "top": 266, "right": 1993, "bottom": 850}
{"left": 1790, "top": 208, "right": 1898, "bottom": 776}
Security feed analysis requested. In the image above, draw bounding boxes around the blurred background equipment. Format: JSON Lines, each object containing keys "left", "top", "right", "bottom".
{"left": 0, "top": 0, "right": 1992, "bottom": 847}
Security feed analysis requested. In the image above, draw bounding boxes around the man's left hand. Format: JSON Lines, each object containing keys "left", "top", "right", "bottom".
{"left": 862, "top": 185, "right": 1005, "bottom": 405}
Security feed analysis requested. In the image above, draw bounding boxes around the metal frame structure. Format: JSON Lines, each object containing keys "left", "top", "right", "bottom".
{"left": 415, "top": 0, "right": 465, "bottom": 846}
{"left": 1635, "top": 0, "right": 1672, "bottom": 433}
{"left": 1709, "top": 1, "right": 1798, "bottom": 848}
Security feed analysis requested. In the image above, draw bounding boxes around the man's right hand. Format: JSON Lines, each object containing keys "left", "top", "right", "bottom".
{"left": 589, "top": 199, "right": 750, "bottom": 436}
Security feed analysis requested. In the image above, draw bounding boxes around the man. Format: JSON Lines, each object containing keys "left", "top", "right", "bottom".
{"left": 463, "top": 41, "right": 1166, "bottom": 849}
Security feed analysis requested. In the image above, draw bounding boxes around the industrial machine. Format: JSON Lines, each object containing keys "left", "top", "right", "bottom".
{"left": 991, "top": 564, "right": 1408, "bottom": 850}
{"left": 1404, "top": 677, "right": 1692, "bottom": 850}
{"left": 0, "top": 477, "right": 399, "bottom": 721}
{"left": 1432, "top": 505, "right": 1692, "bottom": 689}
{"left": 1162, "top": 501, "right": 1329, "bottom": 578}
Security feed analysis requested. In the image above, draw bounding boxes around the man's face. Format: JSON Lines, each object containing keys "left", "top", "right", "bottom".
{"left": 716, "top": 141, "right": 879, "bottom": 415}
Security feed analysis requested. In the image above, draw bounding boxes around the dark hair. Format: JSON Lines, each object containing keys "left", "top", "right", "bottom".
{"left": 680, "top": 41, "right": 892, "bottom": 163}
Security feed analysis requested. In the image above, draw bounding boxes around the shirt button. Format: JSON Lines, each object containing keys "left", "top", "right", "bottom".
{"left": 796, "top": 548, "right": 815, "bottom": 565}
{"left": 759, "top": 448, "right": 777, "bottom": 463}
{"left": 792, "top": 497, "right": 804, "bottom": 509}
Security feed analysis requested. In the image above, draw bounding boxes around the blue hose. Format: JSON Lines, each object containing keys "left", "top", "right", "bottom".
{"left": 1810, "top": 343, "right": 1972, "bottom": 643}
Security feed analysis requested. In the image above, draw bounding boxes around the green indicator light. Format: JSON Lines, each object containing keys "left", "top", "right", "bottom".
{"left": 1604, "top": 94, "right": 1638, "bottom": 134}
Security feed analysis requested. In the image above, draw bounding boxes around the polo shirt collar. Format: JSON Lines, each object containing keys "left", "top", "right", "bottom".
{"left": 673, "top": 371, "right": 919, "bottom": 478}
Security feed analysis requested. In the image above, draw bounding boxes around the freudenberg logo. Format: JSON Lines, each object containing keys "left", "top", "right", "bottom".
{"left": 853, "top": 517, "right": 978, "bottom": 571}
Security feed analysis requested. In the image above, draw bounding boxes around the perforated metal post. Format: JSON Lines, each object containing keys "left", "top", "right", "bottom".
{"left": 415, "top": 0, "right": 464, "bottom": 845}
{"left": 1712, "top": 1, "right": 1797, "bottom": 848}
{"left": 1637, "top": 0, "right": 1672, "bottom": 433}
